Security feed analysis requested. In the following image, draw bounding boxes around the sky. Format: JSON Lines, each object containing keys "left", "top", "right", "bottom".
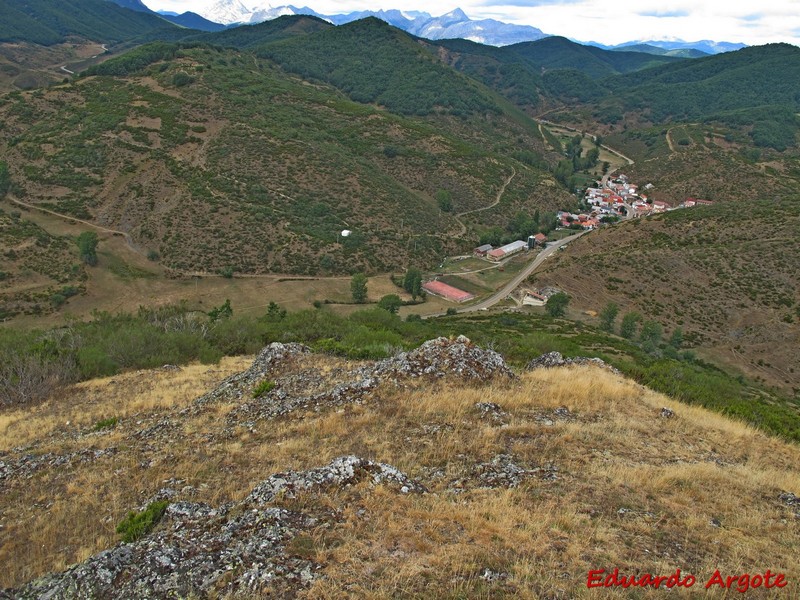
{"left": 142, "top": 0, "right": 800, "bottom": 46}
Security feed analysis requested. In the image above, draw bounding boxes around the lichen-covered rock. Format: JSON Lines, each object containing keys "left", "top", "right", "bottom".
{"left": 247, "top": 456, "right": 426, "bottom": 505}
{"left": 3, "top": 457, "right": 422, "bottom": 600}
{"left": 525, "top": 351, "right": 621, "bottom": 375}
{"left": 373, "top": 336, "right": 514, "bottom": 381}
{"left": 192, "top": 343, "right": 310, "bottom": 407}
{"left": 228, "top": 377, "right": 378, "bottom": 426}
{"left": 475, "top": 402, "right": 507, "bottom": 423}
{"left": 0, "top": 447, "right": 118, "bottom": 488}
{"left": 780, "top": 492, "right": 800, "bottom": 519}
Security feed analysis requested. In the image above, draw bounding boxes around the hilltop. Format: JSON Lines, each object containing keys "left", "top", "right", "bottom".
{"left": 0, "top": 336, "right": 798, "bottom": 597}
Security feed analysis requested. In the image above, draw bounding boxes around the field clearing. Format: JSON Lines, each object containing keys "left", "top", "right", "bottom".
{"left": 542, "top": 124, "right": 629, "bottom": 175}
{"left": 439, "top": 256, "right": 493, "bottom": 274}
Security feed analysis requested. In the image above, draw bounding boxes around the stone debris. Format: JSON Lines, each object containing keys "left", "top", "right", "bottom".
{"left": 3, "top": 457, "right": 422, "bottom": 600}
{"left": 475, "top": 402, "right": 507, "bottom": 423}
{"left": 779, "top": 492, "right": 800, "bottom": 518}
{"left": 192, "top": 342, "right": 310, "bottom": 407}
{"left": 228, "top": 377, "right": 378, "bottom": 426}
{"left": 534, "top": 406, "right": 575, "bottom": 426}
{"left": 0, "top": 447, "right": 117, "bottom": 487}
{"left": 525, "top": 351, "right": 621, "bottom": 375}
{"left": 449, "top": 454, "right": 556, "bottom": 490}
{"left": 373, "top": 336, "right": 514, "bottom": 381}
{"left": 247, "top": 456, "right": 426, "bottom": 505}
{"left": 480, "top": 568, "right": 509, "bottom": 582}
{"left": 660, "top": 407, "right": 676, "bottom": 418}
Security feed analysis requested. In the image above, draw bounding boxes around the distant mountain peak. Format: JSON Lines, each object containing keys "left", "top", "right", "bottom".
{"left": 202, "top": 0, "right": 254, "bottom": 25}
{"left": 443, "top": 7, "right": 469, "bottom": 21}
{"left": 193, "top": 3, "right": 546, "bottom": 46}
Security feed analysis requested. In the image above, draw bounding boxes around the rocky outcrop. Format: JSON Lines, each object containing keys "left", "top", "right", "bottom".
{"left": 373, "top": 336, "right": 514, "bottom": 381}
{"left": 247, "top": 456, "right": 426, "bottom": 504}
{"left": 3, "top": 456, "right": 423, "bottom": 600}
{"left": 192, "top": 342, "right": 310, "bottom": 407}
{"left": 525, "top": 351, "right": 621, "bottom": 375}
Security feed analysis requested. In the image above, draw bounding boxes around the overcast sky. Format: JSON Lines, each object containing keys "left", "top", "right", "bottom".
{"left": 143, "top": 0, "right": 800, "bottom": 46}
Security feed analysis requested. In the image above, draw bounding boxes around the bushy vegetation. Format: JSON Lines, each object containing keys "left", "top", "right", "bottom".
{"left": 2, "top": 305, "right": 798, "bottom": 442}
{"left": 0, "top": 0, "right": 178, "bottom": 46}
{"left": 252, "top": 380, "right": 275, "bottom": 398}
{"left": 84, "top": 42, "right": 195, "bottom": 77}
{"left": 116, "top": 500, "right": 169, "bottom": 543}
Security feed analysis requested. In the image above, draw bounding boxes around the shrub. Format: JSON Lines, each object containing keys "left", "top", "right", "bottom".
{"left": 93, "top": 416, "right": 118, "bottom": 431}
{"left": 620, "top": 312, "right": 642, "bottom": 339}
{"left": 545, "top": 292, "right": 570, "bottom": 317}
{"left": 351, "top": 273, "right": 368, "bottom": 304}
{"left": 252, "top": 380, "right": 275, "bottom": 398}
{"left": 76, "top": 231, "right": 99, "bottom": 266}
{"left": 377, "top": 294, "right": 402, "bottom": 314}
{"left": 77, "top": 346, "right": 118, "bottom": 378}
{"left": 116, "top": 500, "right": 169, "bottom": 543}
{"left": 599, "top": 302, "right": 619, "bottom": 332}
{"left": 172, "top": 72, "right": 194, "bottom": 87}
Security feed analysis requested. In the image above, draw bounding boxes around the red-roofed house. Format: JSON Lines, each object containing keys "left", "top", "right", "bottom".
{"left": 422, "top": 280, "right": 475, "bottom": 303}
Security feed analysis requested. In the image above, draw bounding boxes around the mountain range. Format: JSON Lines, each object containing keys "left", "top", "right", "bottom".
{"left": 189, "top": 1, "right": 742, "bottom": 51}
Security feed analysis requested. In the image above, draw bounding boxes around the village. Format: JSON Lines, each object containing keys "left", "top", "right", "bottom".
{"left": 421, "top": 173, "right": 713, "bottom": 306}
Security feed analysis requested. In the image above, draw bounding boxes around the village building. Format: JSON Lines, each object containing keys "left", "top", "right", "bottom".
{"left": 474, "top": 244, "right": 493, "bottom": 257}
{"left": 487, "top": 240, "right": 527, "bottom": 261}
{"left": 422, "top": 280, "right": 475, "bottom": 303}
{"left": 652, "top": 200, "right": 671, "bottom": 212}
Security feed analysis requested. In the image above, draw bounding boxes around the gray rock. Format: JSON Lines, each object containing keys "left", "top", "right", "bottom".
{"left": 192, "top": 343, "right": 310, "bottom": 408}
{"left": 5, "top": 456, "right": 421, "bottom": 599}
{"left": 247, "top": 456, "right": 426, "bottom": 505}
{"left": 374, "top": 336, "right": 514, "bottom": 381}
{"left": 525, "top": 351, "right": 621, "bottom": 375}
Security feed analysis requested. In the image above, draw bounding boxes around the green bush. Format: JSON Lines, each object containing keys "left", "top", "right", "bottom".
{"left": 116, "top": 500, "right": 169, "bottom": 543}
{"left": 377, "top": 294, "right": 402, "bottom": 314}
{"left": 172, "top": 72, "right": 194, "bottom": 87}
{"left": 93, "top": 416, "right": 118, "bottom": 431}
{"left": 77, "top": 345, "right": 118, "bottom": 378}
{"left": 252, "top": 380, "right": 275, "bottom": 398}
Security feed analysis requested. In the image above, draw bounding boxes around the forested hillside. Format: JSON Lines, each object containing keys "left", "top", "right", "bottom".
{"left": 0, "top": 42, "right": 569, "bottom": 279}
{"left": 0, "top": 0, "right": 178, "bottom": 45}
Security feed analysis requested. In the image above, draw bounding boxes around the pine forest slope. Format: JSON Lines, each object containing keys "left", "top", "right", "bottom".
{"left": 185, "top": 14, "right": 333, "bottom": 48}
{"left": 507, "top": 36, "right": 681, "bottom": 79}
{"left": 255, "top": 18, "right": 504, "bottom": 117}
{"left": 0, "top": 42, "right": 570, "bottom": 277}
{"left": 0, "top": 0, "right": 179, "bottom": 46}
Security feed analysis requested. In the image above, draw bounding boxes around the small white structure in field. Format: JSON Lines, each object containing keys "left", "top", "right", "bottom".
{"left": 341, "top": 229, "right": 352, "bottom": 237}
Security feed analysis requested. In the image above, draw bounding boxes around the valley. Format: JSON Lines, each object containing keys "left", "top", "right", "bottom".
{"left": 0, "top": 4, "right": 799, "bottom": 597}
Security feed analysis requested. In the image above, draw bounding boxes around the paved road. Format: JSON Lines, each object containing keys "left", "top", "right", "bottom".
{"left": 423, "top": 230, "right": 587, "bottom": 318}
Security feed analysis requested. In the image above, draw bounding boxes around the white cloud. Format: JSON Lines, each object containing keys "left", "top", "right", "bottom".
{"left": 142, "top": 0, "right": 800, "bottom": 45}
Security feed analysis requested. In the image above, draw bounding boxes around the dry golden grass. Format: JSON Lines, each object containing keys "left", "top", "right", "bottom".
{"left": 1, "top": 356, "right": 798, "bottom": 597}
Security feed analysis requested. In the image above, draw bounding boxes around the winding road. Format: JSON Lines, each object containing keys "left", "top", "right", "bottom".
{"left": 452, "top": 167, "right": 516, "bottom": 236}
